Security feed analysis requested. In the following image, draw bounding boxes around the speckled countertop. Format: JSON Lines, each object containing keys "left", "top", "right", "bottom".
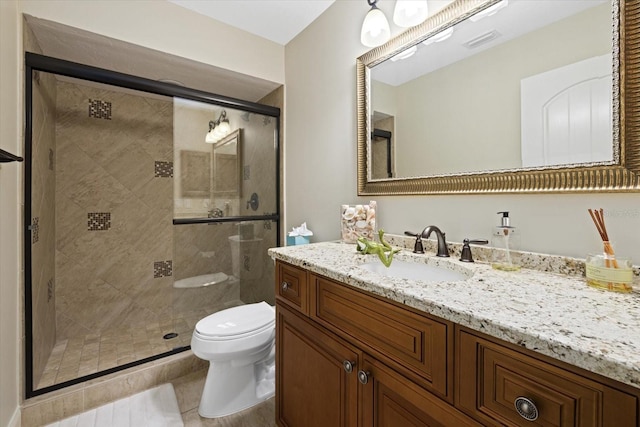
{"left": 268, "top": 241, "right": 640, "bottom": 390}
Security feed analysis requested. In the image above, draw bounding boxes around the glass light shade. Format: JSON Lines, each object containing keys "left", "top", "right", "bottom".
{"left": 361, "top": 6, "right": 391, "bottom": 47}
{"left": 393, "top": 0, "right": 428, "bottom": 28}
{"left": 390, "top": 45, "right": 417, "bottom": 62}
{"left": 469, "top": 0, "right": 508, "bottom": 22}
{"left": 218, "top": 120, "right": 231, "bottom": 135}
{"left": 205, "top": 130, "right": 216, "bottom": 143}
{"left": 422, "top": 27, "right": 454, "bottom": 46}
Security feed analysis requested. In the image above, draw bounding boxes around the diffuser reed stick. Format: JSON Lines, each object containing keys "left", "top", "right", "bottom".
{"left": 587, "top": 208, "right": 618, "bottom": 268}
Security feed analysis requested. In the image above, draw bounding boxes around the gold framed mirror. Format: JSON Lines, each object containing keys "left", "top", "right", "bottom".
{"left": 357, "top": 0, "right": 640, "bottom": 194}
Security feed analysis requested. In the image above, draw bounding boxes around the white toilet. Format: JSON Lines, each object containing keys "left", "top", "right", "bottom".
{"left": 191, "top": 301, "right": 276, "bottom": 418}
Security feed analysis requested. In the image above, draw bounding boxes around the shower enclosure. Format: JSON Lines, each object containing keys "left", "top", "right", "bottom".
{"left": 24, "top": 53, "right": 280, "bottom": 397}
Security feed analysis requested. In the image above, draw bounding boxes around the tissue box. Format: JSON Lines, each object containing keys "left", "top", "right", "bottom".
{"left": 287, "top": 235, "right": 310, "bottom": 246}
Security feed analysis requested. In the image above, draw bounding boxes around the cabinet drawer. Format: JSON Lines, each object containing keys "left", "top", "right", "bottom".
{"left": 276, "top": 262, "right": 308, "bottom": 314}
{"left": 310, "top": 274, "right": 450, "bottom": 398}
{"left": 456, "top": 328, "right": 639, "bottom": 427}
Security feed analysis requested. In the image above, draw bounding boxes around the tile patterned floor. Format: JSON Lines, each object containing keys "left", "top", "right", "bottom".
{"left": 37, "top": 301, "right": 243, "bottom": 389}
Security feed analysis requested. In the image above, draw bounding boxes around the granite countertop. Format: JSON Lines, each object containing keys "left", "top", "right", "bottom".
{"left": 268, "top": 241, "right": 640, "bottom": 390}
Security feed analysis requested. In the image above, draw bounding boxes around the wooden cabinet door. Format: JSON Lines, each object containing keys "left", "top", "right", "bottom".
{"left": 276, "top": 304, "right": 358, "bottom": 427}
{"left": 359, "top": 354, "right": 481, "bottom": 427}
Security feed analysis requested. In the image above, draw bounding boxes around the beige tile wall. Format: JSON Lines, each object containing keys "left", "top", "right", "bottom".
{"left": 54, "top": 80, "right": 174, "bottom": 339}
{"left": 30, "top": 68, "right": 58, "bottom": 387}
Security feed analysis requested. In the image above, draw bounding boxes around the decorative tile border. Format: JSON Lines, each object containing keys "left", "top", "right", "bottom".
{"left": 243, "top": 165, "right": 250, "bottom": 180}
{"left": 153, "top": 260, "right": 173, "bottom": 278}
{"left": 154, "top": 161, "right": 173, "bottom": 178}
{"left": 88, "top": 99, "right": 112, "bottom": 120}
{"left": 88, "top": 213, "right": 111, "bottom": 231}
{"left": 32, "top": 217, "right": 39, "bottom": 244}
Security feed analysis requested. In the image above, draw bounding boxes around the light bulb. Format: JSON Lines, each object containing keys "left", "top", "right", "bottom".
{"left": 393, "top": 0, "right": 428, "bottom": 28}
{"left": 361, "top": 6, "right": 390, "bottom": 47}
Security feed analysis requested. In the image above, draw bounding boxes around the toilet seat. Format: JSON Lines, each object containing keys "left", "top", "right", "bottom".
{"left": 195, "top": 302, "right": 275, "bottom": 341}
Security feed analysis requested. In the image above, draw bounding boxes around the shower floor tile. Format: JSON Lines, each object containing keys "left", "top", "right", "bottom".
{"left": 37, "top": 300, "right": 243, "bottom": 389}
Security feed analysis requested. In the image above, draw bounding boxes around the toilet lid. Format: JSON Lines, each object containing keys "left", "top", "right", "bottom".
{"left": 195, "top": 301, "right": 275, "bottom": 338}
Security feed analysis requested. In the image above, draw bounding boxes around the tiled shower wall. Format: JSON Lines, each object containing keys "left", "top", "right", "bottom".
{"left": 54, "top": 80, "right": 174, "bottom": 340}
{"left": 31, "top": 68, "right": 58, "bottom": 384}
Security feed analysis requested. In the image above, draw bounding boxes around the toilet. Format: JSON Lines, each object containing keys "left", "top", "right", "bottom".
{"left": 191, "top": 301, "right": 276, "bottom": 418}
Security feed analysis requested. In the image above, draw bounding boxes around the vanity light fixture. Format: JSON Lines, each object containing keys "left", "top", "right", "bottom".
{"left": 393, "top": 0, "right": 428, "bottom": 28}
{"left": 361, "top": 0, "right": 391, "bottom": 48}
{"left": 469, "top": 0, "right": 508, "bottom": 22}
{"left": 206, "top": 110, "right": 231, "bottom": 143}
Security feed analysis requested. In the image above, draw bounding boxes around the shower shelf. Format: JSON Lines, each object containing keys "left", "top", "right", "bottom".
{"left": 173, "top": 272, "right": 232, "bottom": 289}
{"left": 0, "top": 148, "right": 23, "bottom": 163}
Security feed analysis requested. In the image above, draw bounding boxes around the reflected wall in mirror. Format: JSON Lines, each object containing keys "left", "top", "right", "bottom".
{"left": 180, "top": 150, "right": 211, "bottom": 198}
{"left": 357, "top": 0, "right": 640, "bottom": 194}
{"left": 213, "top": 129, "right": 242, "bottom": 197}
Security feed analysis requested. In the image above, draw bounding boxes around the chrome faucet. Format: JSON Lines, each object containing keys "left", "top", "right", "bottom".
{"left": 208, "top": 207, "right": 224, "bottom": 218}
{"left": 420, "top": 225, "right": 449, "bottom": 257}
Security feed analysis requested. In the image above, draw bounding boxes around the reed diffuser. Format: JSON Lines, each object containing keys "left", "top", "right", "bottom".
{"left": 586, "top": 208, "right": 633, "bottom": 292}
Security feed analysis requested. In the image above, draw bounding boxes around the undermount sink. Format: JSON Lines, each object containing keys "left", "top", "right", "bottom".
{"left": 359, "top": 260, "right": 468, "bottom": 283}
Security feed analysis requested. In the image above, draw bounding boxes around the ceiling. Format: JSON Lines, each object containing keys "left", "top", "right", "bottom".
{"left": 168, "top": 0, "right": 336, "bottom": 45}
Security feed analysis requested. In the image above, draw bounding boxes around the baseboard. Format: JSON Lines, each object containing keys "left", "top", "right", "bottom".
{"left": 8, "top": 406, "right": 21, "bottom": 427}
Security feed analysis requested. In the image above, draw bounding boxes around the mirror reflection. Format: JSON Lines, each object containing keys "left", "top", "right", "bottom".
{"left": 369, "top": 0, "right": 613, "bottom": 179}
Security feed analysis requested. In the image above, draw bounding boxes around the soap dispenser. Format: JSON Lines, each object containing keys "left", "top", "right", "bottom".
{"left": 491, "top": 211, "right": 521, "bottom": 271}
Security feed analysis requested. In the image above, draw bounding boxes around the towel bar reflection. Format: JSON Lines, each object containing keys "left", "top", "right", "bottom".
{"left": 0, "top": 148, "right": 23, "bottom": 163}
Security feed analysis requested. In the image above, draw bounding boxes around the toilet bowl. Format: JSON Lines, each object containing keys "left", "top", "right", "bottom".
{"left": 191, "top": 301, "right": 276, "bottom": 418}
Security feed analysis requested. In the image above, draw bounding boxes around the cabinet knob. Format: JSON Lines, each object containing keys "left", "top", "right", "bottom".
{"left": 357, "top": 370, "right": 370, "bottom": 385}
{"left": 343, "top": 360, "right": 355, "bottom": 373}
{"left": 281, "top": 281, "right": 290, "bottom": 291}
{"left": 514, "top": 396, "right": 539, "bottom": 421}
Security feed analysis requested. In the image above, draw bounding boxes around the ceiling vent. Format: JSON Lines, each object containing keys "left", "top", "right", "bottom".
{"left": 463, "top": 30, "right": 501, "bottom": 49}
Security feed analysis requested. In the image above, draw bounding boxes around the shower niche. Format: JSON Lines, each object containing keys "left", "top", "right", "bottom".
{"left": 24, "top": 53, "right": 281, "bottom": 397}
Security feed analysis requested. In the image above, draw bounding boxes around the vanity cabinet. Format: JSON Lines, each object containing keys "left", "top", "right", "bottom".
{"left": 275, "top": 261, "right": 640, "bottom": 427}
{"left": 275, "top": 261, "right": 478, "bottom": 427}
{"left": 456, "top": 328, "right": 639, "bottom": 427}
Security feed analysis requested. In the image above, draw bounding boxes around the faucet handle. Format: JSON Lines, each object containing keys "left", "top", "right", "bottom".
{"left": 459, "top": 238, "right": 489, "bottom": 263}
{"left": 404, "top": 231, "right": 424, "bottom": 254}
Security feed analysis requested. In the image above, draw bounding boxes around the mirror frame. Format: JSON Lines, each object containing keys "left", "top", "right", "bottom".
{"left": 212, "top": 128, "right": 242, "bottom": 197}
{"left": 357, "top": 0, "right": 640, "bottom": 194}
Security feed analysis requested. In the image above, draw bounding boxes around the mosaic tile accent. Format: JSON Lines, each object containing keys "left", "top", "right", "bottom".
{"left": 47, "top": 278, "right": 54, "bottom": 302}
{"left": 88, "top": 99, "right": 112, "bottom": 120}
{"left": 32, "top": 217, "right": 39, "bottom": 244}
{"left": 88, "top": 212, "right": 111, "bottom": 231}
{"left": 244, "top": 165, "right": 251, "bottom": 180}
{"left": 243, "top": 255, "right": 251, "bottom": 272}
{"left": 154, "top": 260, "right": 173, "bottom": 278}
{"left": 155, "top": 161, "right": 173, "bottom": 178}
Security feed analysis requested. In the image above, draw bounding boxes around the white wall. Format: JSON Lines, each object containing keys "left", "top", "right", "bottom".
{"left": 1, "top": 0, "right": 23, "bottom": 424}
{"left": 1, "top": 0, "right": 285, "bottom": 422}
{"left": 285, "top": 1, "right": 639, "bottom": 262}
